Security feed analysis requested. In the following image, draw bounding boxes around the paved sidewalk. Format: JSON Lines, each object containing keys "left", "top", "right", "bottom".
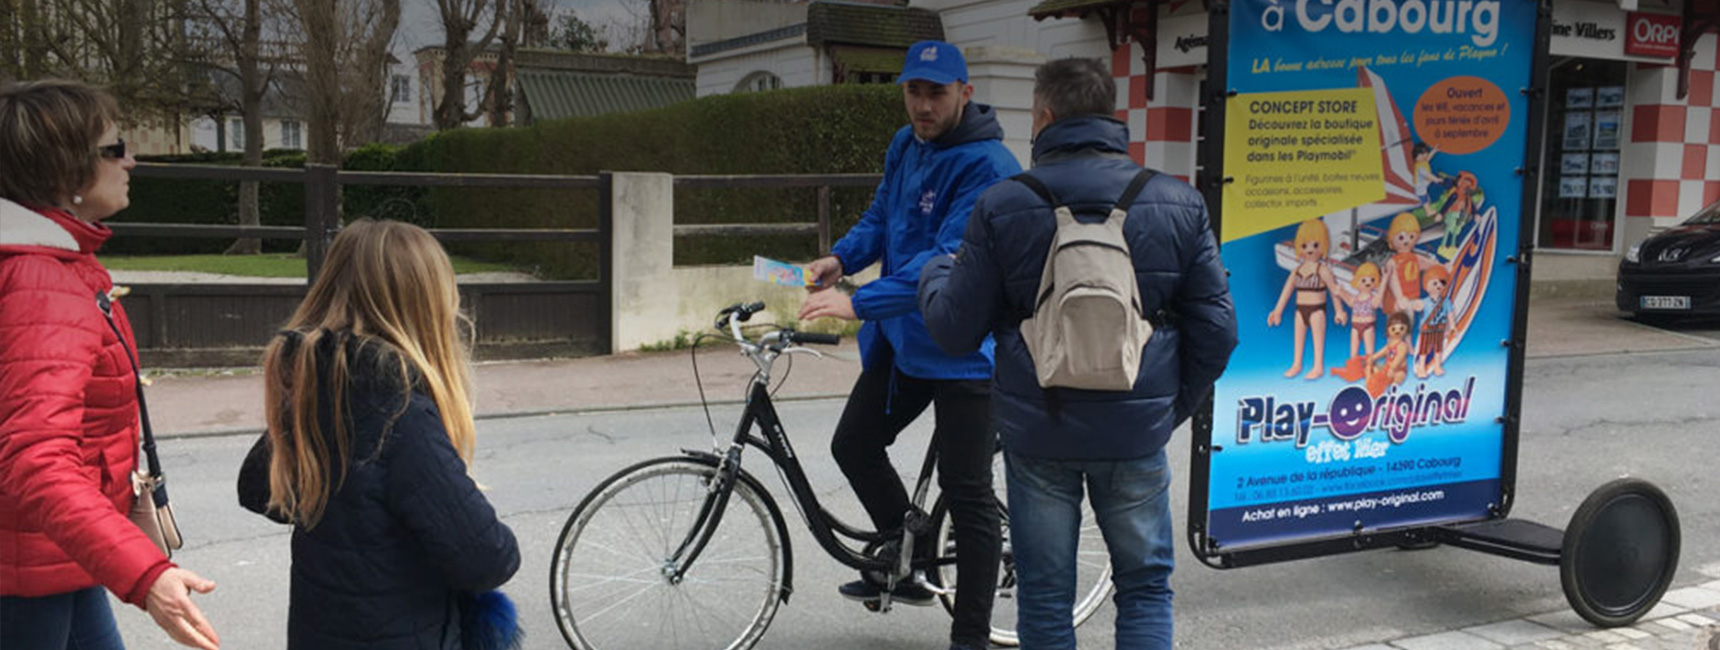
{"left": 1338, "top": 576, "right": 1720, "bottom": 650}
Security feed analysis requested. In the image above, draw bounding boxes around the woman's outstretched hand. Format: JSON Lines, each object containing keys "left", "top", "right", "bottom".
{"left": 147, "top": 567, "right": 221, "bottom": 650}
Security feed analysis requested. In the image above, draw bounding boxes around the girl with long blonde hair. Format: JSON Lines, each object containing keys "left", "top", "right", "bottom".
{"left": 238, "top": 219, "right": 518, "bottom": 650}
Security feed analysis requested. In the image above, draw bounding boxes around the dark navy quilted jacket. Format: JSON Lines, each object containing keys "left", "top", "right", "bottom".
{"left": 239, "top": 335, "right": 519, "bottom": 650}
{"left": 919, "top": 115, "right": 1239, "bottom": 460}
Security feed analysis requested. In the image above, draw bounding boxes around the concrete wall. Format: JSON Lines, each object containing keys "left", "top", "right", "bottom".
{"left": 965, "top": 46, "right": 1045, "bottom": 167}
{"left": 920, "top": 0, "right": 1110, "bottom": 61}
{"left": 607, "top": 172, "right": 872, "bottom": 351}
{"left": 695, "top": 43, "right": 824, "bottom": 97}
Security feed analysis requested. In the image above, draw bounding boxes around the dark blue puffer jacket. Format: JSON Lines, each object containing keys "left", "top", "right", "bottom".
{"left": 919, "top": 115, "right": 1238, "bottom": 460}
{"left": 239, "top": 334, "right": 520, "bottom": 650}
{"left": 832, "top": 102, "right": 1021, "bottom": 380}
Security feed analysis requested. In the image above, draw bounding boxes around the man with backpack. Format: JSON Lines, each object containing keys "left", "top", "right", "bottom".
{"left": 797, "top": 40, "right": 1019, "bottom": 650}
{"left": 918, "top": 57, "right": 1238, "bottom": 649}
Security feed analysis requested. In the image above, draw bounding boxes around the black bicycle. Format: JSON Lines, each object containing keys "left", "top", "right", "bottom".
{"left": 549, "top": 302, "right": 1113, "bottom": 650}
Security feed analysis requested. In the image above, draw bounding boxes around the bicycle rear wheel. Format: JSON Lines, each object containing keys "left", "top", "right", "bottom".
{"left": 551, "top": 456, "right": 788, "bottom": 650}
{"left": 929, "top": 453, "right": 1113, "bottom": 647}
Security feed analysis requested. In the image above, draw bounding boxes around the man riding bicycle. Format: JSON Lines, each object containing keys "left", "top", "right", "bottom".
{"left": 797, "top": 40, "right": 1020, "bottom": 650}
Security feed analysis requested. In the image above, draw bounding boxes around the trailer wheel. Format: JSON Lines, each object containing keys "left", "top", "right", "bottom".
{"left": 1561, "top": 478, "right": 1680, "bottom": 628}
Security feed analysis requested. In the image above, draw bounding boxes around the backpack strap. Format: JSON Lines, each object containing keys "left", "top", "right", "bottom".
{"left": 1112, "top": 169, "right": 1157, "bottom": 213}
{"left": 1011, "top": 173, "right": 1060, "bottom": 207}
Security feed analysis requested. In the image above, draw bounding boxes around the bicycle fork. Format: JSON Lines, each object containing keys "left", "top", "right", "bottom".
{"left": 665, "top": 446, "right": 743, "bottom": 584}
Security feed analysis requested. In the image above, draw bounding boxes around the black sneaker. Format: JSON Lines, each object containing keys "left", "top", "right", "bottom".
{"left": 837, "top": 576, "right": 935, "bottom": 606}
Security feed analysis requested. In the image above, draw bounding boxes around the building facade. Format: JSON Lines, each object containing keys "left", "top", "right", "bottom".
{"left": 918, "top": 0, "right": 1718, "bottom": 281}
{"left": 687, "top": 0, "right": 946, "bottom": 97}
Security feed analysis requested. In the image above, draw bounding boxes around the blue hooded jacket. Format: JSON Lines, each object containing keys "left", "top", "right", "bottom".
{"left": 832, "top": 102, "right": 1021, "bottom": 380}
{"left": 918, "top": 115, "right": 1239, "bottom": 460}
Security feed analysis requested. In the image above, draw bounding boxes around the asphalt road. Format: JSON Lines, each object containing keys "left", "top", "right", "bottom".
{"left": 112, "top": 346, "right": 1719, "bottom": 650}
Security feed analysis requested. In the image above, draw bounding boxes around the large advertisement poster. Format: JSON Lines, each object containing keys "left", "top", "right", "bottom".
{"left": 1205, "top": 0, "right": 1536, "bottom": 551}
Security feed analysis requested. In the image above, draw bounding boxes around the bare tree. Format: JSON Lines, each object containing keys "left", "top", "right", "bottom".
{"left": 287, "top": 0, "right": 399, "bottom": 164}
{"left": 602, "top": 0, "right": 680, "bottom": 55}
{"left": 0, "top": 0, "right": 208, "bottom": 121}
{"left": 432, "top": 0, "right": 501, "bottom": 129}
{"left": 186, "top": 0, "right": 292, "bottom": 254}
{"left": 483, "top": 0, "right": 548, "bottom": 127}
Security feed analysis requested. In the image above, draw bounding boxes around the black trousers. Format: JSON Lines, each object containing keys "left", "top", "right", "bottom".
{"left": 830, "top": 355, "right": 1000, "bottom": 649}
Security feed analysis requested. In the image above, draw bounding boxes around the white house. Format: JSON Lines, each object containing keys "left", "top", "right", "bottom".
{"left": 687, "top": 0, "right": 946, "bottom": 97}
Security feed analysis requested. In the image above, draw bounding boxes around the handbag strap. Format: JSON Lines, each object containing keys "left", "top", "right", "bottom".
{"left": 95, "top": 291, "right": 164, "bottom": 485}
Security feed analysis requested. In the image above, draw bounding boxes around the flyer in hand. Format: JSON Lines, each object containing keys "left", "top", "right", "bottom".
{"left": 753, "top": 256, "right": 812, "bottom": 287}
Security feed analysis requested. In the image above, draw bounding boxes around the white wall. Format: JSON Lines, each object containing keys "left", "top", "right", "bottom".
{"left": 695, "top": 43, "right": 825, "bottom": 97}
{"left": 919, "top": 0, "right": 1111, "bottom": 61}
{"left": 607, "top": 171, "right": 877, "bottom": 351}
{"left": 387, "top": 59, "right": 426, "bottom": 126}
{"left": 188, "top": 116, "right": 305, "bottom": 152}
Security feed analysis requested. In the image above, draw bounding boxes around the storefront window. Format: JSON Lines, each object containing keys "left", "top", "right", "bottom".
{"left": 1536, "top": 58, "right": 1626, "bottom": 251}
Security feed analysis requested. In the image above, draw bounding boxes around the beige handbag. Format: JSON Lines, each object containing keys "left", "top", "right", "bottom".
{"left": 99, "top": 290, "right": 184, "bottom": 558}
{"left": 130, "top": 469, "right": 183, "bottom": 556}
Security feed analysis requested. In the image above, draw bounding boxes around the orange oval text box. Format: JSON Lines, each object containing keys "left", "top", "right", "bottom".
{"left": 1413, "top": 77, "right": 1510, "bottom": 155}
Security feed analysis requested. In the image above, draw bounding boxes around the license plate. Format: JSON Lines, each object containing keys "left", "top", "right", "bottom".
{"left": 1641, "top": 295, "right": 1691, "bottom": 310}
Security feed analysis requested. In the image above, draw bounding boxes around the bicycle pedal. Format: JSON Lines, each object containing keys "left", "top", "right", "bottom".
{"left": 862, "top": 598, "right": 890, "bottom": 613}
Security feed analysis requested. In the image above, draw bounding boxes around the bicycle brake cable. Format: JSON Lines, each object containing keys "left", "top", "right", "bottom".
{"left": 690, "top": 332, "right": 722, "bottom": 450}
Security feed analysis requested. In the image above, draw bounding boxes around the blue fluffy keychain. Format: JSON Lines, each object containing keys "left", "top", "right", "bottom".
{"left": 458, "top": 590, "right": 524, "bottom": 650}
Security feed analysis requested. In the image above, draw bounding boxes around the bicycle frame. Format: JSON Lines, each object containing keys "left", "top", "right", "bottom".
{"left": 666, "top": 316, "right": 949, "bottom": 585}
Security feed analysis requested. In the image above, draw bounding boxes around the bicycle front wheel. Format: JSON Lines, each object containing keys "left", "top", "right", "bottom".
{"left": 551, "top": 456, "right": 788, "bottom": 650}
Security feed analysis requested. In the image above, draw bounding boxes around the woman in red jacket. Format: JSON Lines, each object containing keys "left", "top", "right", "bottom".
{"left": 0, "top": 80, "right": 221, "bottom": 650}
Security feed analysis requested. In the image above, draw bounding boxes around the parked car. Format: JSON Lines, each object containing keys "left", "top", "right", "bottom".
{"left": 1617, "top": 200, "right": 1720, "bottom": 319}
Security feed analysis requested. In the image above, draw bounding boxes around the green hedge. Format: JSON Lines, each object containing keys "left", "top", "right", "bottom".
{"left": 111, "top": 145, "right": 423, "bottom": 255}
{"left": 396, "top": 84, "right": 903, "bottom": 278}
{"left": 114, "top": 84, "right": 905, "bottom": 275}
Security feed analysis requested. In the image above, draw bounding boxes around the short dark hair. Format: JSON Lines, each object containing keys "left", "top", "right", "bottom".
{"left": 1388, "top": 311, "right": 1412, "bottom": 332}
{"left": 1033, "top": 58, "right": 1115, "bottom": 121}
{"left": 0, "top": 79, "right": 121, "bottom": 207}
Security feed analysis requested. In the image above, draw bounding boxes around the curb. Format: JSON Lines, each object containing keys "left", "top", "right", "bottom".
{"left": 157, "top": 391, "right": 854, "bottom": 440}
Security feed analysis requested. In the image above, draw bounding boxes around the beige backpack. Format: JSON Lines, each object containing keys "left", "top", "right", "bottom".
{"left": 1015, "top": 169, "right": 1156, "bottom": 391}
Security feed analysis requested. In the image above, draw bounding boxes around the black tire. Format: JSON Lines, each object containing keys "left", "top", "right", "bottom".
{"left": 550, "top": 456, "right": 793, "bottom": 650}
{"left": 1560, "top": 478, "right": 1680, "bottom": 628}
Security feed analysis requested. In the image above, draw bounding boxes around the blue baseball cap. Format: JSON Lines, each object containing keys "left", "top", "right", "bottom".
{"left": 900, "top": 41, "right": 967, "bottom": 85}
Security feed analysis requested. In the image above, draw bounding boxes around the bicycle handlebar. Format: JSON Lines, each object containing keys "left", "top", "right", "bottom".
{"left": 787, "top": 331, "right": 840, "bottom": 346}
{"left": 714, "top": 304, "right": 841, "bottom": 350}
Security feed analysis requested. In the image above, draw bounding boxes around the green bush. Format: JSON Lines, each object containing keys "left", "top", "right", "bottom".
{"left": 109, "top": 149, "right": 310, "bottom": 254}
{"left": 113, "top": 84, "right": 905, "bottom": 274}
{"left": 396, "top": 84, "right": 903, "bottom": 278}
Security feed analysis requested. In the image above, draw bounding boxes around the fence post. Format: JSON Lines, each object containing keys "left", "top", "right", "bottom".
{"left": 597, "top": 171, "right": 615, "bottom": 355}
{"left": 817, "top": 185, "right": 833, "bottom": 255}
{"left": 304, "top": 163, "right": 339, "bottom": 283}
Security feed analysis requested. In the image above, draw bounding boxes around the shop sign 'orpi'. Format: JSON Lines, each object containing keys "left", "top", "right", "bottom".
{"left": 1194, "top": 0, "right": 1682, "bottom": 627}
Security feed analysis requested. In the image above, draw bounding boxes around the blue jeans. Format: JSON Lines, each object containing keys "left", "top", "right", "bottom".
{"left": 0, "top": 586, "right": 126, "bottom": 650}
{"left": 1006, "top": 449, "right": 1175, "bottom": 650}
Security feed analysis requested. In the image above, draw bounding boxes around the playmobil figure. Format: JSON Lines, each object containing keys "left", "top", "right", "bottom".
{"left": 1336, "top": 261, "right": 1383, "bottom": 358}
{"left": 1365, "top": 312, "right": 1414, "bottom": 398}
{"left": 1268, "top": 219, "right": 1346, "bottom": 380}
{"left": 1382, "top": 212, "right": 1424, "bottom": 315}
{"left": 1409, "top": 264, "right": 1454, "bottom": 379}
{"left": 1435, "top": 171, "right": 1481, "bottom": 260}
{"left": 1413, "top": 143, "right": 1442, "bottom": 209}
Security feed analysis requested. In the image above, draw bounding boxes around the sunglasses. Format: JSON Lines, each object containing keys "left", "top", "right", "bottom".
{"left": 97, "top": 138, "right": 126, "bottom": 160}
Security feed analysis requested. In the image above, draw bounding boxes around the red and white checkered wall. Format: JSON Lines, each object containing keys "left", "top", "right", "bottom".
{"left": 1624, "top": 32, "right": 1719, "bottom": 228}
{"left": 1111, "top": 43, "right": 1200, "bottom": 184}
